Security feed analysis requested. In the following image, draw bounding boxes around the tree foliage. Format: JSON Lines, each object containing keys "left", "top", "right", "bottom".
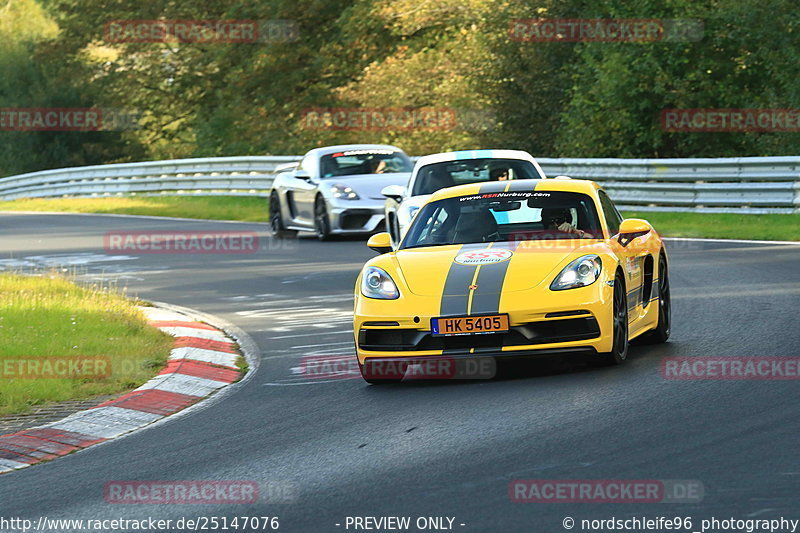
{"left": 1, "top": 0, "right": 798, "bottom": 176}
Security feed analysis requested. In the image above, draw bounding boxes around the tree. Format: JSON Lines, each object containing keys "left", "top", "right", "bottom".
{"left": 554, "top": 0, "right": 800, "bottom": 157}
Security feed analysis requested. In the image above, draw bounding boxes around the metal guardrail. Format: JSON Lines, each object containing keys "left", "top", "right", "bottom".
{"left": 1, "top": 155, "right": 798, "bottom": 214}
{"left": 541, "top": 157, "right": 800, "bottom": 214}
{"left": 0, "top": 156, "right": 299, "bottom": 201}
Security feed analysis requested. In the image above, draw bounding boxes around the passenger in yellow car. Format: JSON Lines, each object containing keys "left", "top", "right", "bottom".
{"left": 541, "top": 207, "right": 590, "bottom": 238}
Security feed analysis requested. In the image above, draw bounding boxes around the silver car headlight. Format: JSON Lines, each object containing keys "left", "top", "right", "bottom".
{"left": 550, "top": 255, "right": 602, "bottom": 291}
{"left": 361, "top": 266, "right": 400, "bottom": 299}
{"left": 330, "top": 183, "right": 360, "bottom": 200}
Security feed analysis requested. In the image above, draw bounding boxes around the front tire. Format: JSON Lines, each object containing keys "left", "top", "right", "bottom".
{"left": 596, "top": 272, "right": 629, "bottom": 365}
{"left": 314, "top": 196, "right": 333, "bottom": 241}
{"left": 269, "top": 192, "right": 297, "bottom": 239}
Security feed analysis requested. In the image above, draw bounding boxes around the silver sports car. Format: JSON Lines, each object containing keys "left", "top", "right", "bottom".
{"left": 269, "top": 144, "right": 413, "bottom": 240}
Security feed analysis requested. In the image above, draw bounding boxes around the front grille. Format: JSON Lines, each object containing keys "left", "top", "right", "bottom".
{"left": 358, "top": 317, "right": 601, "bottom": 352}
{"left": 339, "top": 209, "right": 373, "bottom": 230}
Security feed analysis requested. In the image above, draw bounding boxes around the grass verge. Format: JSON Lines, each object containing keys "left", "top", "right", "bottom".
{"left": 0, "top": 196, "right": 268, "bottom": 223}
{"left": 0, "top": 196, "right": 797, "bottom": 241}
{"left": 622, "top": 211, "right": 800, "bottom": 241}
{"left": 0, "top": 273, "right": 174, "bottom": 417}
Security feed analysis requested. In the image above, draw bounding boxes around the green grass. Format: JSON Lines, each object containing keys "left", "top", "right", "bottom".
{"left": 0, "top": 196, "right": 798, "bottom": 241}
{"left": 622, "top": 211, "right": 800, "bottom": 241}
{"left": 0, "top": 196, "right": 268, "bottom": 223}
{"left": 0, "top": 273, "right": 175, "bottom": 416}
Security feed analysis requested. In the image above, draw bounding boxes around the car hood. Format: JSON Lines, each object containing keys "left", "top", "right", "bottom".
{"left": 400, "top": 195, "right": 431, "bottom": 210}
{"left": 328, "top": 172, "right": 411, "bottom": 200}
{"left": 395, "top": 240, "right": 598, "bottom": 297}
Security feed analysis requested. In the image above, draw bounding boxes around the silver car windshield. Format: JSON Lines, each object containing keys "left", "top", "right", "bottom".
{"left": 401, "top": 191, "right": 602, "bottom": 249}
{"left": 320, "top": 150, "right": 412, "bottom": 178}
{"left": 411, "top": 158, "right": 542, "bottom": 195}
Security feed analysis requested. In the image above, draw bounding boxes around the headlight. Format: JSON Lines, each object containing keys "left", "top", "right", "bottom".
{"left": 360, "top": 266, "right": 400, "bottom": 299}
{"left": 330, "top": 183, "right": 360, "bottom": 200}
{"left": 550, "top": 255, "right": 602, "bottom": 291}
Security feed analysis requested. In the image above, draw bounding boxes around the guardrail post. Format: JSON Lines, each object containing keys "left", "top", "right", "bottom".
{"left": 794, "top": 181, "right": 800, "bottom": 214}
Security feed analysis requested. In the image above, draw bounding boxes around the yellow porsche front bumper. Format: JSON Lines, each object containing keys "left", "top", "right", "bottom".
{"left": 353, "top": 279, "right": 615, "bottom": 365}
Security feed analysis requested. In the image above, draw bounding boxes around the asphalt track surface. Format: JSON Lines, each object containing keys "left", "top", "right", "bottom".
{"left": 1, "top": 212, "right": 799, "bottom": 532}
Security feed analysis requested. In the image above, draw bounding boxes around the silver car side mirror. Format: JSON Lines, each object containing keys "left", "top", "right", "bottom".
{"left": 381, "top": 184, "right": 406, "bottom": 203}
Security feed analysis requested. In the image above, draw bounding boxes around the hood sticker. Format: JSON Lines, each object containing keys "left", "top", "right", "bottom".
{"left": 454, "top": 249, "right": 513, "bottom": 266}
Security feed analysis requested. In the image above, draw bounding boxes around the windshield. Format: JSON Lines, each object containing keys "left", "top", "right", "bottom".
{"left": 319, "top": 149, "right": 412, "bottom": 178}
{"left": 401, "top": 190, "right": 603, "bottom": 248}
{"left": 411, "top": 158, "right": 542, "bottom": 195}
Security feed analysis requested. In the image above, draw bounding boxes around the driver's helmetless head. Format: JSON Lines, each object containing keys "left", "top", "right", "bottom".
{"left": 487, "top": 161, "right": 511, "bottom": 181}
{"left": 489, "top": 168, "right": 510, "bottom": 180}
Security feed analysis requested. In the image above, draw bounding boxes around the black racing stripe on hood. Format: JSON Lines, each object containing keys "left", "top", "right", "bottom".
{"left": 468, "top": 179, "right": 540, "bottom": 314}
{"left": 439, "top": 243, "right": 486, "bottom": 317}
{"left": 439, "top": 181, "right": 541, "bottom": 317}
{"left": 469, "top": 241, "right": 520, "bottom": 315}
{"left": 438, "top": 180, "right": 544, "bottom": 320}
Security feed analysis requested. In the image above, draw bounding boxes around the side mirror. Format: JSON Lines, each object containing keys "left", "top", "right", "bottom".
{"left": 294, "top": 170, "right": 311, "bottom": 180}
{"left": 381, "top": 184, "right": 406, "bottom": 203}
{"left": 367, "top": 232, "right": 393, "bottom": 254}
{"left": 618, "top": 218, "right": 652, "bottom": 246}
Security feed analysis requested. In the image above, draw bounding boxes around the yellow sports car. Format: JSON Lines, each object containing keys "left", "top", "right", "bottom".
{"left": 353, "top": 178, "right": 671, "bottom": 383}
